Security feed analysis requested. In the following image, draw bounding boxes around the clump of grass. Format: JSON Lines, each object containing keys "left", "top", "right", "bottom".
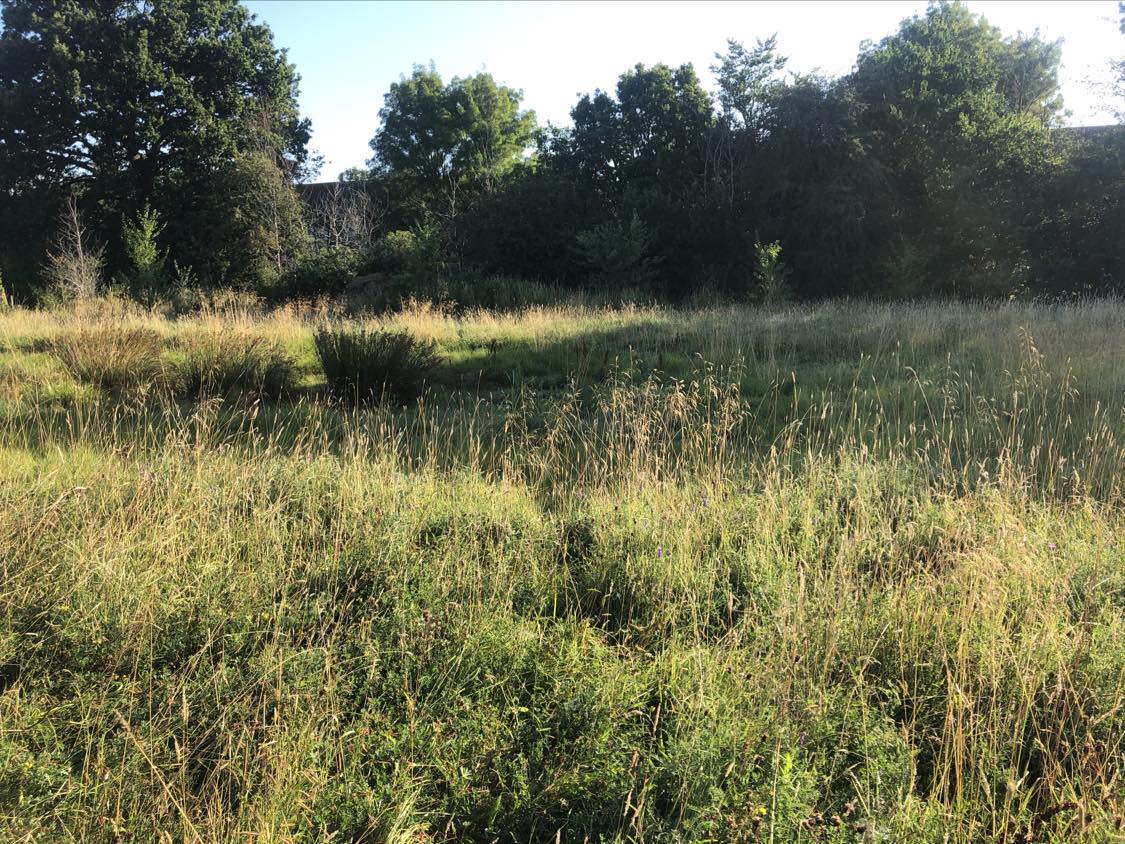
{"left": 315, "top": 324, "right": 439, "bottom": 403}
{"left": 51, "top": 326, "right": 171, "bottom": 396}
{"left": 176, "top": 329, "right": 296, "bottom": 399}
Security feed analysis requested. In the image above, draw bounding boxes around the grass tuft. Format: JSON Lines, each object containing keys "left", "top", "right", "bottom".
{"left": 51, "top": 325, "right": 173, "bottom": 396}
{"left": 315, "top": 324, "right": 439, "bottom": 403}
{"left": 175, "top": 328, "right": 297, "bottom": 399}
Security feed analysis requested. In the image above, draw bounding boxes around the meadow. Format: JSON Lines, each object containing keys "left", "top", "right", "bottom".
{"left": 0, "top": 296, "right": 1123, "bottom": 842}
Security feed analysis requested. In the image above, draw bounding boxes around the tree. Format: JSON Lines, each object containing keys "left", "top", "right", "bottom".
{"left": 705, "top": 37, "right": 787, "bottom": 212}
{"left": 615, "top": 63, "right": 714, "bottom": 198}
{"left": 369, "top": 65, "right": 536, "bottom": 241}
{"left": 207, "top": 150, "right": 310, "bottom": 287}
{"left": 1114, "top": 2, "right": 1125, "bottom": 119}
{"left": 0, "top": 0, "right": 312, "bottom": 291}
{"left": 307, "top": 182, "right": 382, "bottom": 253}
{"left": 575, "top": 212, "right": 661, "bottom": 289}
{"left": 754, "top": 74, "right": 886, "bottom": 298}
{"left": 122, "top": 203, "right": 167, "bottom": 302}
{"left": 849, "top": 1, "right": 1062, "bottom": 295}
{"left": 45, "top": 194, "right": 104, "bottom": 301}
{"left": 712, "top": 37, "right": 787, "bottom": 133}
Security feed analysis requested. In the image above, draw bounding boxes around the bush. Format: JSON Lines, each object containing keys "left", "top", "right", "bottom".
{"left": 367, "top": 224, "right": 444, "bottom": 279}
{"left": 121, "top": 204, "right": 167, "bottom": 304}
{"left": 575, "top": 212, "right": 661, "bottom": 289}
{"left": 752, "top": 240, "right": 792, "bottom": 305}
{"left": 314, "top": 326, "right": 439, "bottom": 403}
{"left": 52, "top": 326, "right": 171, "bottom": 396}
{"left": 176, "top": 330, "right": 296, "bottom": 399}
{"left": 272, "top": 246, "right": 361, "bottom": 301}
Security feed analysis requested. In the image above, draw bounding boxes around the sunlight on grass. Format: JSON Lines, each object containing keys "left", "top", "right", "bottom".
{"left": 0, "top": 298, "right": 1122, "bottom": 841}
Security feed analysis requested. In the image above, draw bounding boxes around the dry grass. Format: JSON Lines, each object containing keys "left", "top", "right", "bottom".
{"left": 0, "top": 297, "right": 1122, "bottom": 842}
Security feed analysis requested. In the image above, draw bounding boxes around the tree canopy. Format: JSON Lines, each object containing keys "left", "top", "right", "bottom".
{"left": 0, "top": 0, "right": 311, "bottom": 291}
{"left": 369, "top": 66, "right": 536, "bottom": 234}
{"left": 1, "top": 0, "right": 1122, "bottom": 303}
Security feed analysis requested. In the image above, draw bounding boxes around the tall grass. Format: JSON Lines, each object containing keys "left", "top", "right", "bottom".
{"left": 0, "top": 298, "right": 1122, "bottom": 841}
{"left": 315, "top": 325, "right": 440, "bottom": 403}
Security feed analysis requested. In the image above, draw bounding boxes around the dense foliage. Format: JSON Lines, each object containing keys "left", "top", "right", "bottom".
{"left": 0, "top": 0, "right": 312, "bottom": 296}
{"left": 1, "top": 0, "right": 1123, "bottom": 304}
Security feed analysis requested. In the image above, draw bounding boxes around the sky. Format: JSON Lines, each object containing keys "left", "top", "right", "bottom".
{"left": 241, "top": 0, "right": 1125, "bottom": 179}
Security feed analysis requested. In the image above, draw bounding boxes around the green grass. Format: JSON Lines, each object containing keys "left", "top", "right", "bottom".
{"left": 0, "top": 298, "right": 1123, "bottom": 842}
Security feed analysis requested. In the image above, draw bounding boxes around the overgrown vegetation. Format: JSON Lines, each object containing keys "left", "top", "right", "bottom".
{"left": 1, "top": 0, "right": 1124, "bottom": 838}
{"left": 176, "top": 329, "right": 297, "bottom": 399}
{"left": 315, "top": 324, "right": 440, "bottom": 403}
{"left": 2, "top": 1, "right": 1123, "bottom": 305}
{"left": 0, "top": 298, "right": 1123, "bottom": 840}
{"left": 50, "top": 325, "right": 171, "bottom": 396}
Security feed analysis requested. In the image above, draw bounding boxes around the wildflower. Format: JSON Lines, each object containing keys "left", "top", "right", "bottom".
{"left": 656, "top": 546, "right": 663, "bottom": 558}
{"left": 1047, "top": 541, "right": 1057, "bottom": 551}
{"left": 798, "top": 731, "right": 807, "bottom": 747}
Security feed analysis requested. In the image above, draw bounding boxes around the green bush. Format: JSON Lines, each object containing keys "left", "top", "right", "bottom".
{"left": 752, "top": 240, "right": 792, "bottom": 305}
{"left": 314, "top": 325, "right": 439, "bottom": 403}
{"left": 121, "top": 203, "right": 167, "bottom": 304}
{"left": 52, "top": 326, "right": 171, "bottom": 396}
{"left": 274, "top": 247, "right": 361, "bottom": 300}
{"left": 575, "top": 212, "right": 661, "bottom": 289}
{"left": 368, "top": 224, "right": 444, "bottom": 279}
{"left": 176, "top": 330, "right": 296, "bottom": 399}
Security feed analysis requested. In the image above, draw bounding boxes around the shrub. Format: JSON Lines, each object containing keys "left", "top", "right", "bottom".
{"left": 52, "top": 326, "right": 171, "bottom": 395}
{"left": 575, "top": 212, "right": 661, "bottom": 289}
{"left": 121, "top": 204, "right": 167, "bottom": 304}
{"left": 314, "top": 325, "right": 439, "bottom": 403}
{"left": 367, "top": 224, "right": 444, "bottom": 279}
{"left": 177, "top": 330, "right": 296, "bottom": 399}
{"left": 752, "top": 240, "right": 792, "bottom": 305}
{"left": 274, "top": 246, "right": 360, "bottom": 300}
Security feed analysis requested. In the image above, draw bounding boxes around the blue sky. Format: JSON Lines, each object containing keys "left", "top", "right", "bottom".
{"left": 242, "top": 1, "right": 1125, "bottom": 179}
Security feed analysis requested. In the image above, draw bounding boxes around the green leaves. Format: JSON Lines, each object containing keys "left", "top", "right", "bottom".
{"left": 370, "top": 66, "right": 537, "bottom": 228}
{"left": 849, "top": 0, "right": 1063, "bottom": 296}
{"left": 0, "top": 0, "right": 311, "bottom": 289}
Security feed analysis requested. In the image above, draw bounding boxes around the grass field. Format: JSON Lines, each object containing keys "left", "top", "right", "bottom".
{"left": 1, "top": 297, "right": 1123, "bottom": 842}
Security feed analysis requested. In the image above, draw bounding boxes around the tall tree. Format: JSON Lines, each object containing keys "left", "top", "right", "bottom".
{"left": 540, "top": 63, "right": 715, "bottom": 294}
{"left": 369, "top": 65, "right": 536, "bottom": 240}
{"left": 849, "top": 0, "right": 1062, "bottom": 295}
{"left": 0, "top": 0, "right": 311, "bottom": 291}
{"left": 711, "top": 37, "right": 786, "bottom": 133}
{"left": 704, "top": 38, "right": 787, "bottom": 217}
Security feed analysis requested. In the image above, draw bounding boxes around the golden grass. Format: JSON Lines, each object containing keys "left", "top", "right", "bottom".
{"left": 0, "top": 297, "right": 1122, "bottom": 841}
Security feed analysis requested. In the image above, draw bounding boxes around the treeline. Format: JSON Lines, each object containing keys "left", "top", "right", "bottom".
{"left": 1, "top": 0, "right": 1123, "bottom": 305}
